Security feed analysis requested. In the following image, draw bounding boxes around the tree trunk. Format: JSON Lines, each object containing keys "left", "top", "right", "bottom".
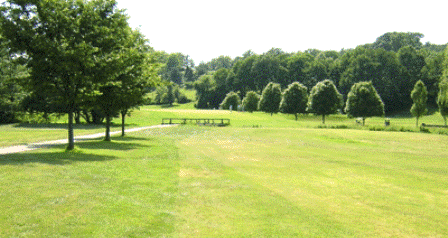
{"left": 444, "top": 116, "right": 447, "bottom": 126}
{"left": 67, "top": 109, "right": 75, "bottom": 150}
{"left": 416, "top": 117, "right": 419, "bottom": 127}
{"left": 362, "top": 118, "right": 365, "bottom": 126}
{"left": 105, "top": 115, "right": 111, "bottom": 142}
{"left": 322, "top": 114, "right": 325, "bottom": 124}
{"left": 295, "top": 113, "right": 298, "bottom": 121}
{"left": 121, "top": 111, "right": 126, "bottom": 137}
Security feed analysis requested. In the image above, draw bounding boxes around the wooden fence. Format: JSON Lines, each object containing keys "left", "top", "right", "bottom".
{"left": 162, "top": 118, "right": 230, "bottom": 126}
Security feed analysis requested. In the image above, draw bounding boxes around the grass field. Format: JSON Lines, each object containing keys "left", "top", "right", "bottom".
{"left": 1, "top": 105, "right": 448, "bottom": 237}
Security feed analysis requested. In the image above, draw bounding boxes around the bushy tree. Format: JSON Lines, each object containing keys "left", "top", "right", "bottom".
{"left": 194, "top": 74, "right": 216, "bottom": 109}
{"left": 242, "top": 91, "right": 260, "bottom": 112}
{"left": 410, "top": 80, "right": 428, "bottom": 127}
{"left": 258, "top": 82, "right": 282, "bottom": 116}
{"left": 307, "top": 79, "right": 343, "bottom": 124}
{"left": 166, "top": 84, "right": 176, "bottom": 106}
{"left": 1, "top": 0, "right": 131, "bottom": 150}
{"left": 345, "top": 81, "right": 384, "bottom": 125}
{"left": 280, "top": 82, "right": 308, "bottom": 120}
{"left": 98, "top": 84, "right": 120, "bottom": 141}
{"left": 220, "top": 92, "right": 241, "bottom": 110}
{"left": 437, "top": 79, "right": 448, "bottom": 126}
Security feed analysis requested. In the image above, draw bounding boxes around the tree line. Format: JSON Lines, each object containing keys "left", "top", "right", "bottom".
{"left": 153, "top": 32, "right": 447, "bottom": 115}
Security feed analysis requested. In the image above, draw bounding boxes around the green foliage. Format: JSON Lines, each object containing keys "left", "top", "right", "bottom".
{"left": 398, "top": 46, "right": 426, "bottom": 107}
{"left": 345, "top": 81, "right": 385, "bottom": 125}
{"left": 0, "top": 0, "right": 132, "bottom": 149}
{"left": 410, "top": 80, "right": 428, "bottom": 127}
{"left": 242, "top": 91, "right": 260, "bottom": 113}
{"left": 0, "top": 36, "right": 28, "bottom": 124}
{"left": 220, "top": 91, "right": 241, "bottom": 110}
{"left": 372, "top": 32, "right": 424, "bottom": 52}
{"left": 280, "top": 82, "right": 308, "bottom": 120}
{"left": 166, "top": 84, "right": 176, "bottom": 106}
{"left": 194, "top": 74, "right": 216, "bottom": 109}
{"left": 258, "top": 82, "right": 282, "bottom": 115}
{"left": 437, "top": 79, "right": 448, "bottom": 125}
{"left": 307, "top": 79, "right": 343, "bottom": 124}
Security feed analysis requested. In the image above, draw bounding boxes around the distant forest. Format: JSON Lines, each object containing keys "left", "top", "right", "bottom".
{"left": 155, "top": 32, "right": 448, "bottom": 113}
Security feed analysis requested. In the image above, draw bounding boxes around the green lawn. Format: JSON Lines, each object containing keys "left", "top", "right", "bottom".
{"left": 1, "top": 107, "right": 448, "bottom": 237}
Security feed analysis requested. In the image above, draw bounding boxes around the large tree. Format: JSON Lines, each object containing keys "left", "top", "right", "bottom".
{"left": 258, "top": 82, "right": 282, "bottom": 116}
{"left": 242, "top": 91, "right": 259, "bottom": 113}
{"left": 0, "top": 35, "right": 28, "bottom": 123}
{"left": 307, "top": 79, "right": 343, "bottom": 124}
{"left": 372, "top": 32, "right": 424, "bottom": 52}
{"left": 437, "top": 79, "right": 448, "bottom": 126}
{"left": 280, "top": 82, "right": 308, "bottom": 120}
{"left": 220, "top": 91, "right": 241, "bottom": 110}
{"left": 1, "top": 0, "right": 130, "bottom": 150}
{"left": 113, "top": 30, "right": 158, "bottom": 137}
{"left": 344, "top": 81, "right": 385, "bottom": 126}
{"left": 410, "top": 80, "right": 428, "bottom": 127}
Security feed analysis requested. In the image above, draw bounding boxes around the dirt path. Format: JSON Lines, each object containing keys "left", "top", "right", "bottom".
{"left": 0, "top": 124, "right": 176, "bottom": 155}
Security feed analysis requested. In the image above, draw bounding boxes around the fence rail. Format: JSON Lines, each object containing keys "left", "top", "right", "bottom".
{"left": 162, "top": 118, "right": 230, "bottom": 126}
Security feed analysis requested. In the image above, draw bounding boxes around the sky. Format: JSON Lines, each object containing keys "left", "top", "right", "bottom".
{"left": 115, "top": 0, "right": 447, "bottom": 64}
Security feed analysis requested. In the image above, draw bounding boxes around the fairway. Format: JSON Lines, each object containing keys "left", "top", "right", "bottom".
{"left": 1, "top": 119, "right": 447, "bottom": 237}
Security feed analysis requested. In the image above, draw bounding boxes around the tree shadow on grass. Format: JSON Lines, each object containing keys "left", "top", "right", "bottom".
{"left": 14, "top": 123, "right": 121, "bottom": 130}
{"left": 0, "top": 136, "right": 153, "bottom": 166}
{"left": 40, "top": 136, "right": 152, "bottom": 151}
{"left": 160, "top": 104, "right": 179, "bottom": 109}
{"left": 0, "top": 150, "right": 116, "bottom": 166}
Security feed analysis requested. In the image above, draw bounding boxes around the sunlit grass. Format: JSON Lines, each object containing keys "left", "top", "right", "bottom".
{"left": 1, "top": 108, "right": 448, "bottom": 236}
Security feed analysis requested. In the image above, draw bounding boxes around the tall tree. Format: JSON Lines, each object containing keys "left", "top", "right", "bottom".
{"left": 1, "top": 0, "right": 131, "bottom": 150}
{"left": 98, "top": 84, "right": 120, "bottom": 141}
{"left": 372, "top": 32, "right": 424, "bottom": 52}
{"left": 280, "top": 82, "right": 308, "bottom": 120}
{"left": 437, "top": 79, "right": 448, "bottom": 126}
{"left": 307, "top": 79, "right": 343, "bottom": 124}
{"left": 258, "top": 82, "right": 282, "bottom": 116}
{"left": 0, "top": 35, "right": 28, "bottom": 123}
{"left": 220, "top": 91, "right": 241, "bottom": 110}
{"left": 242, "top": 91, "right": 259, "bottom": 113}
{"left": 344, "top": 81, "right": 385, "bottom": 126}
{"left": 410, "top": 80, "right": 428, "bottom": 127}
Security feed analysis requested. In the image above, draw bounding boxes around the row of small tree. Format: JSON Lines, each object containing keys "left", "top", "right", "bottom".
{"left": 220, "top": 78, "right": 448, "bottom": 126}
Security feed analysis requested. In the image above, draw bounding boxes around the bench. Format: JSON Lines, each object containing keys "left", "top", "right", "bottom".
{"left": 162, "top": 118, "right": 230, "bottom": 126}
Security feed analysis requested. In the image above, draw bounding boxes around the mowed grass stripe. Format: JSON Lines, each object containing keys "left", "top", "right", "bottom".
{"left": 169, "top": 126, "right": 448, "bottom": 237}
{"left": 1, "top": 110, "right": 448, "bottom": 237}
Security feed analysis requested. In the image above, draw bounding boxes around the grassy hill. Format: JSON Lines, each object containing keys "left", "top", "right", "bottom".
{"left": 0, "top": 106, "right": 447, "bottom": 237}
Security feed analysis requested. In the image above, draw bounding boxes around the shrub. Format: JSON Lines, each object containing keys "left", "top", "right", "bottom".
{"left": 242, "top": 91, "right": 260, "bottom": 112}
{"left": 220, "top": 92, "right": 241, "bottom": 110}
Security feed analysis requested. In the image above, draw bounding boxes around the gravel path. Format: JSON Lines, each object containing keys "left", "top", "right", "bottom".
{"left": 0, "top": 124, "right": 176, "bottom": 155}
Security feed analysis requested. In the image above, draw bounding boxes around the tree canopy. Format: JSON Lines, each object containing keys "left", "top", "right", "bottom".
{"left": 0, "top": 0, "right": 145, "bottom": 149}
{"left": 344, "top": 81, "right": 385, "bottom": 125}
{"left": 410, "top": 80, "right": 428, "bottom": 127}
{"left": 279, "top": 82, "right": 308, "bottom": 120}
{"left": 258, "top": 82, "right": 282, "bottom": 116}
{"left": 307, "top": 79, "right": 343, "bottom": 124}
